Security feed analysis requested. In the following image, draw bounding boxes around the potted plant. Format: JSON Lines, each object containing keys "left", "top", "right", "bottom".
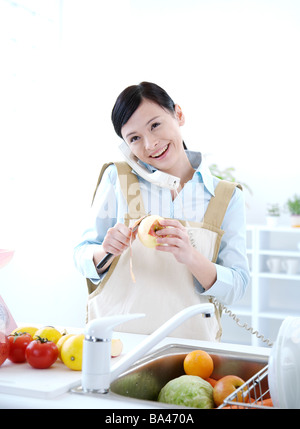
{"left": 209, "top": 164, "right": 252, "bottom": 195}
{"left": 266, "top": 203, "right": 280, "bottom": 227}
{"left": 286, "top": 194, "right": 300, "bottom": 227}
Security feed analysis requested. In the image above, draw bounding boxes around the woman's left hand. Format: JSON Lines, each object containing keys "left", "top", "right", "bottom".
{"left": 155, "top": 219, "right": 194, "bottom": 264}
{"left": 155, "top": 218, "right": 217, "bottom": 290}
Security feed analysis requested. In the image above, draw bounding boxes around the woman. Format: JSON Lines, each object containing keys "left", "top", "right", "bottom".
{"left": 74, "top": 82, "right": 250, "bottom": 341}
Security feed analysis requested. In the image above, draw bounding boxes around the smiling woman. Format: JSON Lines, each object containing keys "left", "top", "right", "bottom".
{"left": 73, "top": 81, "right": 250, "bottom": 341}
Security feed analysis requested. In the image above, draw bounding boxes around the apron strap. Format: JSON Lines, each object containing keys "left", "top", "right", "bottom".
{"left": 91, "top": 161, "right": 145, "bottom": 220}
{"left": 114, "top": 162, "right": 146, "bottom": 220}
{"left": 203, "top": 180, "right": 242, "bottom": 229}
{"left": 91, "top": 162, "right": 114, "bottom": 205}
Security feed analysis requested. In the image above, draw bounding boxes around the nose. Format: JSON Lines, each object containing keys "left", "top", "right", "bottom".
{"left": 144, "top": 133, "right": 159, "bottom": 151}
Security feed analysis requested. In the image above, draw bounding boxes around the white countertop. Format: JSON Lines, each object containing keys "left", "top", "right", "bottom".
{"left": 0, "top": 332, "right": 270, "bottom": 409}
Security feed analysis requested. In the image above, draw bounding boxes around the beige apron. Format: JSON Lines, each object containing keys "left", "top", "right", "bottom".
{"left": 86, "top": 162, "right": 241, "bottom": 341}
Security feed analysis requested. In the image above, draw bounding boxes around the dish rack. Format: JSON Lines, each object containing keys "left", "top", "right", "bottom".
{"left": 218, "top": 365, "right": 277, "bottom": 409}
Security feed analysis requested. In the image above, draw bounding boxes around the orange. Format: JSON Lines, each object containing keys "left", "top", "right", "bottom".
{"left": 183, "top": 349, "right": 214, "bottom": 379}
{"left": 256, "top": 398, "right": 273, "bottom": 407}
{"left": 205, "top": 377, "right": 217, "bottom": 387}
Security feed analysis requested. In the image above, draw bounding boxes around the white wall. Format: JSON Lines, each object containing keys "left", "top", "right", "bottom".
{"left": 1, "top": 0, "right": 299, "bottom": 328}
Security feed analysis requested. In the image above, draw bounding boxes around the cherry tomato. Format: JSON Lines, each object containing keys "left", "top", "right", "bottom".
{"left": 25, "top": 336, "right": 58, "bottom": 369}
{"left": 0, "top": 332, "right": 9, "bottom": 366}
{"left": 8, "top": 332, "right": 33, "bottom": 363}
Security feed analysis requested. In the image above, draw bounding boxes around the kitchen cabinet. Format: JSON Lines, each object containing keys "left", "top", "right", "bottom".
{"left": 221, "top": 225, "right": 300, "bottom": 347}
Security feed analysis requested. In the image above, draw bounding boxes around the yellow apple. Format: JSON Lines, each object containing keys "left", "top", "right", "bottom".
{"left": 138, "top": 215, "right": 165, "bottom": 248}
{"left": 213, "top": 375, "right": 248, "bottom": 407}
{"left": 111, "top": 339, "right": 123, "bottom": 357}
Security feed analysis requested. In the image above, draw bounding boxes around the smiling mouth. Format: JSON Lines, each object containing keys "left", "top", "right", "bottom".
{"left": 150, "top": 144, "right": 169, "bottom": 158}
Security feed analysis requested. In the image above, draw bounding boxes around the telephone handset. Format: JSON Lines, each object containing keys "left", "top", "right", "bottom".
{"left": 119, "top": 141, "right": 180, "bottom": 191}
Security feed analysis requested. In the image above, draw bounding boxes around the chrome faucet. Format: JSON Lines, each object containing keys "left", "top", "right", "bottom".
{"left": 81, "top": 303, "right": 214, "bottom": 393}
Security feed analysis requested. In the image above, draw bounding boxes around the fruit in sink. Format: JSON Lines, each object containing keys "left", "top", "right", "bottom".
{"left": 256, "top": 397, "right": 273, "bottom": 407}
{"left": 33, "top": 326, "right": 62, "bottom": 344}
{"left": 213, "top": 375, "right": 248, "bottom": 407}
{"left": 158, "top": 375, "right": 214, "bottom": 408}
{"left": 205, "top": 377, "right": 217, "bottom": 387}
{"left": 183, "top": 349, "right": 214, "bottom": 379}
{"left": 111, "top": 338, "right": 123, "bottom": 357}
{"left": 138, "top": 215, "right": 165, "bottom": 248}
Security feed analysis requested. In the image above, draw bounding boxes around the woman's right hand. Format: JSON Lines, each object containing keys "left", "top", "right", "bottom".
{"left": 102, "top": 223, "right": 133, "bottom": 256}
{"left": 94, "top": 223, "right": 136, "bottom": 273}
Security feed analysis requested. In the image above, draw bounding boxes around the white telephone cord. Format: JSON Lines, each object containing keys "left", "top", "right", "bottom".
{"left": 212, "top": 298, "right": 274, "bottom": 347}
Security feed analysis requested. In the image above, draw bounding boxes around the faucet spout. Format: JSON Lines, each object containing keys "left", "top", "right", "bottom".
{"left": 110, "top": 303, "right": 214, "bottom": 382}
{"left": 81, "top": 303, "right": 214, "bottom": 394}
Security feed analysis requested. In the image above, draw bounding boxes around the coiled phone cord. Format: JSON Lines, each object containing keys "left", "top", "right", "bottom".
{"left": 211, "top": 298, "right": 274, "bottom": 347}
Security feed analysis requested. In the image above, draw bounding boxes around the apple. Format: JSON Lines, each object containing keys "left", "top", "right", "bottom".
{"left": 0, "top": 332, "right": 9, "bottom": 366}
{"left": 213, "top": 375, "right": 248, "bottom": 407}
{"left": 111, "top": 338, "right": 123, "bottom": 357}
{"left": 138, "top": 215, "right": 165, "bottom": 248}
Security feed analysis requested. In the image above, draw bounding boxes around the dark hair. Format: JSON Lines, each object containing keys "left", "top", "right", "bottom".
{"left": 111, "top": 81, "right": 176, "bottom": 139}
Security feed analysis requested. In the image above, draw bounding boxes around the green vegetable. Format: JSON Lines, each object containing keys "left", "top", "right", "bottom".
{"left": 158, "top": 375, "right": 214, "bottom": 409}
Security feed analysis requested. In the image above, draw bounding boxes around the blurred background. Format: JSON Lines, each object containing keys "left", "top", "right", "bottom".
{"left": 1, "top": 0, "right": 299, "bottom": 329}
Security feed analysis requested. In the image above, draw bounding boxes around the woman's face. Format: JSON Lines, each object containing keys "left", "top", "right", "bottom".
{"left": 121, "top": 99, "right": 185, "bottom": 174}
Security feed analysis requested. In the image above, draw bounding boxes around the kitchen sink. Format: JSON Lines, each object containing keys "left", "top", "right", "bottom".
{"left": 108, "top": 343, "right": 269, "bottom": 408}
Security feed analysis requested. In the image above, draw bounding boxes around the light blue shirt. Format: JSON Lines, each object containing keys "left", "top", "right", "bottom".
{"left": 73, "top": 151, "right": 250, "bottom": 305}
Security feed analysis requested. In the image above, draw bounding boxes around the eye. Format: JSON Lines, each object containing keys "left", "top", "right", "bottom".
{"left": 130, "top": 135, "right": 140, "bottom": 143}
{"left": 151, "top": 122, "right": 160, "bottom": 130}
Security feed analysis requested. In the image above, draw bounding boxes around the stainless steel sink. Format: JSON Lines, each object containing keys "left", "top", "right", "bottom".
{"left": 109, "top": 344, "right": 269, "bottom": 407}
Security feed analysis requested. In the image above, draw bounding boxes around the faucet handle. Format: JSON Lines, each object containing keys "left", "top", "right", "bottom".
{"left": 85, "top": 313, "right": 145, "bottom": 340}
{"left": 82, "top": 313, "right": 145, "bottom": 393}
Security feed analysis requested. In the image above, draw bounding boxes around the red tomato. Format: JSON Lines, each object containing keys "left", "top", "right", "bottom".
{"left": 0, "top": 332, "right": 9, "bottom": 366}
{"left": 25, "top": 336, "right": 58, "bottom": 369}
{"left": 8, "top": 332, "right": 33, "bottom": 363}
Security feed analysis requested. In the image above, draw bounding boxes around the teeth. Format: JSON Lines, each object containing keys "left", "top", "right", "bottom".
{"left": 151, "top": 145, "right": 168, "bottom": 158}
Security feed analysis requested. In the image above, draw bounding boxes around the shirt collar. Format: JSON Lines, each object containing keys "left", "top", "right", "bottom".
{"left": 132, "top": 150, "right": 215, "bottom": 196}
{"left": 186, "top": 150, "right": 215, "bottom": 196}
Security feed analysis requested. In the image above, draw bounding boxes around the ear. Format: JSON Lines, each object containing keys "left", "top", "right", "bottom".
{"left": 174, "top": 104, "right": 185, "bottom": 126}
